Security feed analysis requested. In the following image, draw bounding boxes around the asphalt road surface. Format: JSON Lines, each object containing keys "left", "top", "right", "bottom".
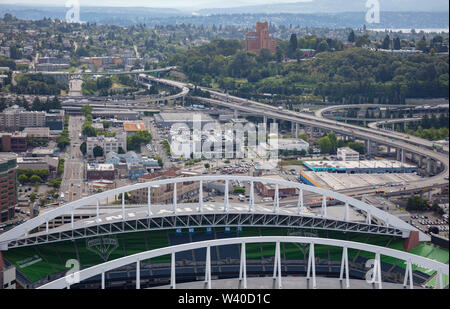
{"left": 60, "top": 116, "right": 85, "bottom": 203}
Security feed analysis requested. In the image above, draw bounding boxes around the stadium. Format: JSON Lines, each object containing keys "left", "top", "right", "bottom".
{"left": 0, "top": 176, "right": 448, "bottom": 289}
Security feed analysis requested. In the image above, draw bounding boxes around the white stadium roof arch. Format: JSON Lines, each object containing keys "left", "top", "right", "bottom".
{"left": 38, "top": 236, "right": 448, "bottom": 289}
{"left": 0, "top": 176, "right": 428, "bottom": 251}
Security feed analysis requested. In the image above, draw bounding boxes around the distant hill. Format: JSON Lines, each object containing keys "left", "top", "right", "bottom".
{"left": 0, "top": 2, "right": 448, "bottom": 28}
{"left": 195, "top": 0, "right": 449, "bottom": 14}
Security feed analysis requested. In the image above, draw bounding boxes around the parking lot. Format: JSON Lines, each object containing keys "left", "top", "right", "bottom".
{"left": 410, "top": 211, "right": 449, "bottom": 236}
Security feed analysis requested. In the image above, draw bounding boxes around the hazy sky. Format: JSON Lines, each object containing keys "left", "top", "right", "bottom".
{"left": 1, "top": 0, "right": 313, "bottom": 9}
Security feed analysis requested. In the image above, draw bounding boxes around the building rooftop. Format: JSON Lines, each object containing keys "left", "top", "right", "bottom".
{"left": 0, "top": 152, "right": 17, "bottom": 163}
{"left": 87, "top": 163, "right": 115, "bottom": 171}
{"left": 258, "top": 174, "right": 292, "bottom": 190}
{"left": 337, "top": 147, "right": 359, "bottom": 155}
{"left": 124, "top": 122, "right": 146, "bottom": 132}
{"left": 303, "top": 160, "right": 416, "bottom": 170}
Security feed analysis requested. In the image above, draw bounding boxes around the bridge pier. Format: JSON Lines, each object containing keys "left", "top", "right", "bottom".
{"left": 396, "top": 148, "right": 401, "bottom": 162}
{"left": 426, "top": 158, "right": 432, "bottom": 175}
{"left": 432, "top": 161, "right": 439, "bottom": 175}
{"left": 295, "top": 123, "right": 299, "bottom": 137}
{"left": 373, "top": 143, "right": 379, "bottom": 157}
{"left": 366, "top": 140, "right": 371, "bottom": 157}
{"left": 419, "top": 156, "right": 424, "bottom": 168}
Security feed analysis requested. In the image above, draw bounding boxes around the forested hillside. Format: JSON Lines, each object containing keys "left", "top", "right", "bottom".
{"left": 170, "top": 39, "right": 449, "bottom": 104}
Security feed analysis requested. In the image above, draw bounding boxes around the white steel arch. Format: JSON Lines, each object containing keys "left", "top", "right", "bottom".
{"left": 38, "top": 236, "right": 449, "bottom": 289}
{"left": 0, "top": 176, "right": 427, "bottom": 250}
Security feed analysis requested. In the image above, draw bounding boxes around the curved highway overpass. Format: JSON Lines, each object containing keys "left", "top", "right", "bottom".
{"left": 317, "top": 104, "right": 448, "bottom": 154}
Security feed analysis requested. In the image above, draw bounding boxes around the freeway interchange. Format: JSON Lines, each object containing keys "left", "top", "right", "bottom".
{"left": 61, "top": 69, "right": 449, "bottom": 198}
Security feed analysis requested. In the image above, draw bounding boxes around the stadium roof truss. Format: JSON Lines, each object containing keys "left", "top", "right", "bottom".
{"left": 7, "top": 213, "right": 403, "bottom": 248}
{"left": 0, "top": 176, "right": 428, "bottom": 251}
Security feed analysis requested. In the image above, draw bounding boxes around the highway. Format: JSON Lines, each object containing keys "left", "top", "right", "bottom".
{"left": 317, "top": 104, "right": 449, "bottom": 153}
{"left": 61, "top": 71, "right": 448, "bottom": 196}
{"left": 180, "top": 82, "right": 449, "bottom": 194}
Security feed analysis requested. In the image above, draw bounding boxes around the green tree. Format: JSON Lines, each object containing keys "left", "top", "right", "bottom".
{"left": 56, "top": 136, "right": 70, "bottom": 150}
{"left": 416, "top": 37, "right": 427, "bottom": 52}
{"left": 289, "top": 33, "right": 298, "bottom": 56}
{"left": 127, "top": 131, "right": 152, "bottom": 151}
{"left": 348, "top": 30, "right": 355, "bottom": 43}
{"left": 317, "top": 40, "right": 329, "bottom": 52}
{"left": 29, "top": 175, "right": 42, "bottom": 184}
{"left": 327, "top": 132, "right": 337, "bottom": 152}
{"left": 318, "top": 136, "right": 332, "bottom": 154}
{"left": 18, "top": 174, "right": 28, "bottom": 184}
{"left": 393, "top": 37, "right": 401, "bottom": 50}
{"left": 382, "top": 35, "right": 390, "bottom": 49}
{"left": 155, "top": 155, "right": 163, "bottom": 166}
{"left": 355, "top": 34, "right": 370, "bottom": 47}
{"left": 81, "top": 104, "right": 93, "bottom": 117}
{"left": 80, "top": 142, "right": 87, "bottom": 155}
{"left": 30, "top": 192, "right": 37, "bottom": 203}
{"left": 93, "top": 145, "right": 104, "bottom": 157}
{"left": 406, "top": 196, "right": 428, "bottom": 211}
{"left": 232, "top": 186, "right": 246, "bottom": 194}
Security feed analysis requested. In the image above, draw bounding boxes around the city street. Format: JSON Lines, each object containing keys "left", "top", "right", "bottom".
{"left": 144, "top": 116, "right": 173, "bottom": 169}
{"left": 60, "top": 116, "right": 85, "bottom": 203}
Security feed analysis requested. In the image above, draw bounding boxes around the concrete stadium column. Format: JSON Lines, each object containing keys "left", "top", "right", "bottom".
{"left": 403, "top": 231, "right": 420, "bottom": 252}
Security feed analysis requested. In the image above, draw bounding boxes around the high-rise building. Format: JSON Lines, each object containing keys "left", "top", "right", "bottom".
{"left": 0, "top": 153, "right": 17, "bottom": 223}
{"left": 245, "top": 22, "right": 276, "bottom": 54}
